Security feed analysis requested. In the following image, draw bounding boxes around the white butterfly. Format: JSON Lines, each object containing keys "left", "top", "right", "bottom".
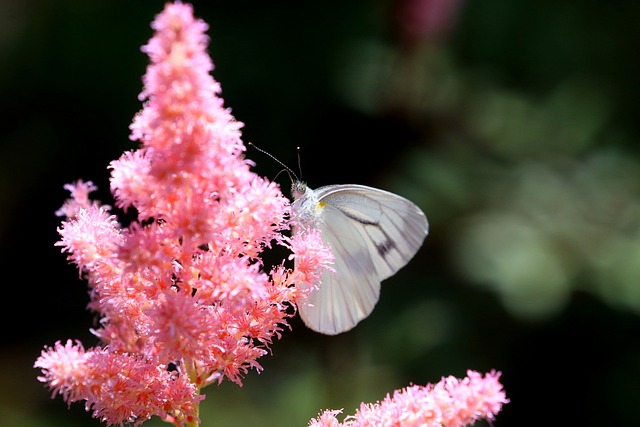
{"left": 291, "top": 181, "right": 429, "bottom": 335}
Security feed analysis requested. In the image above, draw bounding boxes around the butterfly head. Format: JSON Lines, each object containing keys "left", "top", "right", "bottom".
{"left": 291, "top": 181, "right": 308, "bottom": 200}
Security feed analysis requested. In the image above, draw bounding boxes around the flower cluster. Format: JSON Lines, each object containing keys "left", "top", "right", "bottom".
{"left": 35, "top": 3, "right": 330, "bottom": 426}
{"left": 309, "top": 370, "right": 508, "bottom": 427}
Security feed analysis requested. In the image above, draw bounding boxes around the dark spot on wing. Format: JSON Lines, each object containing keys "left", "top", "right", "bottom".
{"left": 376, "top": 238, "right": 396, "bottom": 257}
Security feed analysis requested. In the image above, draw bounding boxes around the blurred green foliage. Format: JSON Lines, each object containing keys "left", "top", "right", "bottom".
{"left": 1, "top": 0, "right": 639, "bottom": 426}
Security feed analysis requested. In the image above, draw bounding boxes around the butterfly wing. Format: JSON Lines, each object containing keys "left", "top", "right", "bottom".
{"left": 316, "top": 184, "right": 429, "bottom": 281}
{"left": 298, "top": 200, "right": 382, "bottom": 334}
{"left": 297, "top": 184, "right": 429, "bottom": 335}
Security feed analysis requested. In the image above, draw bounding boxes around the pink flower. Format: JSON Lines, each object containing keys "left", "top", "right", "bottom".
{"left": 395, "top": 0, "right": 464, "bottom": 44}
{"left": 308, "top": 370, "right": 508, "bottom": 427}
{"left": 37, "top": 2, "right": 332, "bottom": 425}
{"left": 35, "top": 340, "right": 202, "bottom": 426}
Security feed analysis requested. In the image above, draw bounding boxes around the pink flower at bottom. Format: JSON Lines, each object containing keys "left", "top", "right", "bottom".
{"left": 309, "top": 370, "right": 508, "bottom": 427}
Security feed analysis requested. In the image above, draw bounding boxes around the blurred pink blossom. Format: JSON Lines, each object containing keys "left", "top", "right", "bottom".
{"left": 309, "top": 370, "right": 508, "bottom": 427}
{"left": 395, "top": 0, "right": 464, "bottom": 44}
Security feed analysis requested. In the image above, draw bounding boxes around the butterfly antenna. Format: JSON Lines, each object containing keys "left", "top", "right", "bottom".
{"left": 248, "top": 142, "right": 299, "bottom": 182}
{"left": 296, "top": 146, "right": 303, "bottom": 181}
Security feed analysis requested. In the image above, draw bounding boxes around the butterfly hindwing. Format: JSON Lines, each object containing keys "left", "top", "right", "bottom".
{"left": 299, "top": 200, "right": 381, "bottom": 334}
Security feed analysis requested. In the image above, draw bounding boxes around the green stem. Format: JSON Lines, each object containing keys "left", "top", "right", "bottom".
{"left": 184, "top": 397, "right": 200, "bottom": 427}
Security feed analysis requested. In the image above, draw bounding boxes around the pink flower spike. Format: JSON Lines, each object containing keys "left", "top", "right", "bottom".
{"left": 38, "top": 2, "right": 306, "bottom": 425}
{"left": 308, "top": 370, "right": 508, "bottom": 427}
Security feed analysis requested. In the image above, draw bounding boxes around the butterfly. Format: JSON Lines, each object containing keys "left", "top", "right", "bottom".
{"left": 291, "top": 181, "right": 429, "bottom": 335}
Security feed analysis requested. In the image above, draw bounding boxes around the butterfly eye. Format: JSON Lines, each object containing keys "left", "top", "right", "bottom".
{"left": 291, "top": 181, "right": 307, "bottom": 199}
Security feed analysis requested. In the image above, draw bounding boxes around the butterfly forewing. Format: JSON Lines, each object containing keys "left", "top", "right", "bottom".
{"left": 315, "top": 185, "right": 428, "bottom": 280}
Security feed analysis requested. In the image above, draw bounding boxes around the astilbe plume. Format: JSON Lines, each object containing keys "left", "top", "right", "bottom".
{"left": 35, "top": 3, "right": 507, "bottom": 427}
{"left": 35, "top": 3, "right": 331, "bottom": 426}
{"left": 309, "top": 370, "right": 508, "bottom": 427}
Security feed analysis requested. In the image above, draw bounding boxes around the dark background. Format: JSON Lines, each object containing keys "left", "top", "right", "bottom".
{"left": 1, "top": 1, "right": 639, "bottom": 426}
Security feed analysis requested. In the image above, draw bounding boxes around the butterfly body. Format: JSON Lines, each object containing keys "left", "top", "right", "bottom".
{"left": 291, "top": 181, "right": 428, "bottom": 335}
